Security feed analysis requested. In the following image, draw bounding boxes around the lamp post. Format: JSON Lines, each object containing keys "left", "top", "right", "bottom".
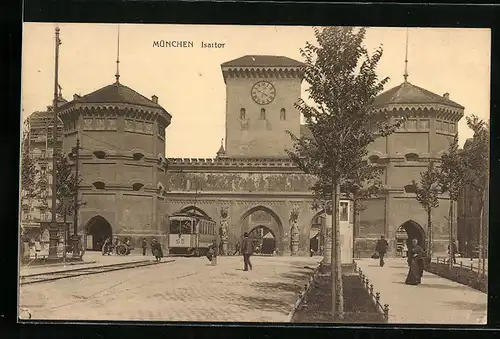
{"left": 48, "top": 26, "right": 61, "bottom": 259}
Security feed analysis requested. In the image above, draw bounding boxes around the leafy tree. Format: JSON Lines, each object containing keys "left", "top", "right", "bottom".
{"left": 20, "top": 121, "right": 38, "bottom": 232}
{"left": 286, "top": 26, "right": 401, "bottom": 320}
{"left": 412, "top": 161, "right": 440, "bottom": 257}
{"left": 439, "top": 136, "right": 467, "bottom": 269}
{"left": 462, "top": 115, "right": 489, "bottom": 277}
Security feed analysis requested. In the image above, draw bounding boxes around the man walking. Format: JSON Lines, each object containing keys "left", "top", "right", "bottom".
{"left": 375, "top": 235, "right": 389, "bottom": 267}
{"left": 241, "top": 232, "right": 254, "bottom": 271}
{"left": 141, "top": 238, "right": 147, "bottom": 256}
{"left": 448, "top": 238, "right": 458, "bottom": 264}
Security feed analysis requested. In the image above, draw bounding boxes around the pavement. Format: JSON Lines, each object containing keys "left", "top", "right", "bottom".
{"left": 355, "top": 258, "right": 487, "bottom": 324}
{"left": 19, "top": 255, "right": 321, "bottom": 322}
{"left": 20, "top": 251, "right": 154, "bottom": 276}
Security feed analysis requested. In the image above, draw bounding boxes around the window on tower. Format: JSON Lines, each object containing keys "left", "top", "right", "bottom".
{"left": 240, "top": 108, "right": 246, "bottom": 120}
{"left": 260, "top": 108, "right": 266, "bottom": 120}
{"left": 280, "top": 108, "right": 286, "bottom": 121}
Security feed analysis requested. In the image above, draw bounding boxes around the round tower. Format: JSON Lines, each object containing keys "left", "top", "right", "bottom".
{"left": 58, "top": 81, "right": 171, "bottom": 251}
{"left": 360, "top": 80, "right": 464, "bottom": 255}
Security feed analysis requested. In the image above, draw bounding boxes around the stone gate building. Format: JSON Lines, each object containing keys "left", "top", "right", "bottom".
{"left": 56, "top": 54, "right": 464, "bottom": 256}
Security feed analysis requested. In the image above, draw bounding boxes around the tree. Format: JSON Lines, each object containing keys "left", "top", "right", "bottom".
{"left": 439, "top": 136, "right": 467, "bottom": 269}
{"left": 462, "top": 115, "right": 489, "bottom": 277}
{"left": 20, "top": 121, "right": 38, "bottom": 219}
{"left": 412, "top": 161, "right": 440, "bottom": 258}
{"left": 286, "top": 26, "right": 401, "bottom": 320}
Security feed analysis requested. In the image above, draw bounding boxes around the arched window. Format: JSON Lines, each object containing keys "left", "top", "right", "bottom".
{"left": 93, "top": 151, "right": 106, "bottom": 160}
{"left": 260, "top": 108, "right": 266, "bottom": 120}
{"left": 132, "top": 183, "right": 144, "bottom": 191}
{"left": 280, "top": 108, "right": 286, "bottom": 121}
{"left": 240, "top": 108, "right": 246, "bottom": 120}
{"left": 93, "top": 181, "right": 105, "bottom": 190}
{"left": 133, "top": 153, "right": 144, "bottom": 161}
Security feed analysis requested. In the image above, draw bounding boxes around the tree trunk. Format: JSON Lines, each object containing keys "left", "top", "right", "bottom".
{"left": 448, "top": 200, "right": 453, "bottom": 270}
{"left": 352, "top": 200, "right": 357, "bottom": 260}
{"left": 331, "top": 182, "right": 344, "bottom": 320}
{"left": 427, "top": 209, "right": 432, "bottom": 258}
{"left": 63, "top": 206, "right": 67, "bottom": 262}
{"left": 478, "top": 199, "right": 484, "bottom": 278}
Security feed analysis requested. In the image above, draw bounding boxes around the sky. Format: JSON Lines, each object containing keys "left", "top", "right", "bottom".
{"left": 21, "top": 24, "right": 491, "bottom": 158}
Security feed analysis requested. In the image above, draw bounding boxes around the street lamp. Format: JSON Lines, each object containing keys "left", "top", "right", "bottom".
{"left": 48, "top": 26, "right": 61, "bottom": 260}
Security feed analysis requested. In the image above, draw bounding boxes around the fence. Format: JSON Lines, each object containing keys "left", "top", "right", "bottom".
{"left": 435, "top": 257, "right": 487, "bottom": 276}
{"left": 353, "top": 261, "right": 389, "bottom": 323}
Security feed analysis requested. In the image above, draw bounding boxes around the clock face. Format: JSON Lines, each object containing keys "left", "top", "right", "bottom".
{"left": 251, "top": 81, "right": 276, "bottom": 105}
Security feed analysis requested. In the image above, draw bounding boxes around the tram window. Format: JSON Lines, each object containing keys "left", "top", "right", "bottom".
{"left": 181, "top": 220, "right": 191, "bottom": 234}
{"left": 340, "top": 202, "right": 349, "bottom": 222}
{"left": 170, "top": 220, "right": 180, "bottom": 233}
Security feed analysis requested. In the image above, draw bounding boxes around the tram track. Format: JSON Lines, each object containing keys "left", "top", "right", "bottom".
{"left": 20, "top": 259, "right": 175, "bottom": 285}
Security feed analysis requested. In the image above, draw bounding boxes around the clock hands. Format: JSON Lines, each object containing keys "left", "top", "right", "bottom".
{"left": 253, "top": 88, "right": 271, "bottom": 99}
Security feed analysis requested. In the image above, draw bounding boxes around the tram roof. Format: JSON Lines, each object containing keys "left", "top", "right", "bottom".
{"left": 170, "top": 212, "right": 214, "bottom": 222}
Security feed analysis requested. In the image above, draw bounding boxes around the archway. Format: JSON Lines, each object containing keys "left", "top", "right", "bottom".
{"left": 240, "top": 206, "right": 284, "bottom": 254}
{"left": 248, "top": 225, "right": 276, "bottom": 255}
{"left": 85, "top": 216, "right": 112, "bottom": 251}
{"left": 396, "top": 220, "right": 426, "bottom": 255}
{"left": 310, "top": 212, "right": 326, "bottom": 255}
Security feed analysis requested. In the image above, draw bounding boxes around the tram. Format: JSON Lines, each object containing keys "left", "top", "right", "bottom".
{"left": 168, "top": 212, "right": 217, "bottom": 256}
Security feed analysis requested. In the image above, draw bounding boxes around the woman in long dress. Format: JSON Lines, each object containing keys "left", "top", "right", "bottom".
{"left": 405, "top": 238, "right": 424, "bottom": 285}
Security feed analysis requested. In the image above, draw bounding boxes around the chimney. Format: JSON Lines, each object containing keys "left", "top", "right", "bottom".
{"left": 73, "top": 94, "right": 81, "bottom": 100}
{"left": 443, "top": 92, "right": 450, "bottom": 99}
{"left": 152, "top": 95, "right": 158, "bottom": 104}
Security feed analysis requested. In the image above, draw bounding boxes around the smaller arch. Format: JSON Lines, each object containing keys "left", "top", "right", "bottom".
{"left": 85, "top": 215, "right": 112, "bottom": 251}
{"left": 93, "top": 181, "right": 105, "bottom": 190}
{"left": 260, "top": 108, "right": 266, "bottom": 120}
{"left": 248, "top": 225, "right": 276, "bottom": 255}
{"left": 132, "top": 183, "right": 144, "bottom": 191}
{"left": 240, "top": 108, "right": 246, "bottom": 120}
{"left": 405, "top": 152, "right": 419, "bottom": 162}
{"left": 93, "top": 151, "right": 107, "bottom": 160}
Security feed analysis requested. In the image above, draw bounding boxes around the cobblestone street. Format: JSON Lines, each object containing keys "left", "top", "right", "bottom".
{"left": 356, "top": 258, "right": 487, "bottom": 324}
{"left": 19, "top": 255, "right": 320, "bottom": 322}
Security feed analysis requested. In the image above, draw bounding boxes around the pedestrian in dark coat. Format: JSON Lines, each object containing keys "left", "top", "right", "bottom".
{"left": 241, "top": 232, "right": 254, "bottom": 271}
{"left": 151, "top": 238, "right": 163, "bottom": 262}
{"left": 448, "top": 239, "right": 458, "bottom": 264}
{"left": 375, "top": 235, "right": 389, "bottom": 267}
{"left": 141, "top": 238, "right": 147, "bottom": 256}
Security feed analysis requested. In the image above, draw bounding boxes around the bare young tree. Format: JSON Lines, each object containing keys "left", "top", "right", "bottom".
{"left": 286, "top": 26, "right": 401, "bottom": 320}
{"left": 412, "top": 161, "right": 440, "bottom": 258}
{"left": 439, "top": 136, "right": 467, "bottom": 269}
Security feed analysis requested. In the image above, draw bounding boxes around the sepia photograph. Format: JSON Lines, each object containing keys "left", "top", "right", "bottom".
{"left": 18, "top": 23, "right": 490, "bottom": 324}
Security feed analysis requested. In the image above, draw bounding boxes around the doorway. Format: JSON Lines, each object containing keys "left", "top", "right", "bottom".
{"left": 85, "top": 216, "right": 112, "bottom": 251}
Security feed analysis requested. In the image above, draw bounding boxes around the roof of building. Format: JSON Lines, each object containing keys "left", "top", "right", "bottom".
{"left": 217, "top": 144, "right": 226, "bottom": 154}
{"left": 222, "top": 55, "right": 304, "bottom": 68}
{"left": 372, "top": 81, "right": 464, "bottom": 109}
{"left": 63, "top": 82, "right": 163, "bottom": 109}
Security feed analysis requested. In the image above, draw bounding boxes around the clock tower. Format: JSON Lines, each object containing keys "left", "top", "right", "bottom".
{"left": 221, "top": 55, "right": 304, "bottom": 157}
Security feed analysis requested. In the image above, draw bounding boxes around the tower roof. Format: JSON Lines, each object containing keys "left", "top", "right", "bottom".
{"left": 222, "top": 55, "right": 304, "bottom": 68}
{"left": 372, "top": 81, "right": 464, "bottom": 110}
{"left": 65, "top": 82, "right": 163, "bottom": 109}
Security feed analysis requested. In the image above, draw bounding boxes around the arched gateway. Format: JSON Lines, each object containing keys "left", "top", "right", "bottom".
{"left": 85, "top": 216, "right": 112, "bottom": 251}
{"left": 397, "top": 220, "right": 426, "bottom": 252}
{"left": 240, "top": 206, "right": 284, "bottom": 255}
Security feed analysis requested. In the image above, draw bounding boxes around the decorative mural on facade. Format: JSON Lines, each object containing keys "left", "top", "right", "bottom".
{"left": 165, "top": 172, "right": 317, "bottom": 192}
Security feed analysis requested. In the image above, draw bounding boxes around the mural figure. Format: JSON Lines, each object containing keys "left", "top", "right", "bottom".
{"left": 220, "top": 207, "right": 229, "bottom": 255}
{"left": 289, "top": 208, "right": 300, "bottom": 256}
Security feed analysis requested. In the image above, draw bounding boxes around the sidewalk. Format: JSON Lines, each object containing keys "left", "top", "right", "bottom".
{"left": 355, "top": 258, "right": 487, "bottom": 324}
{"left": 20, "top": 251, "right": 155, "bottom": 276}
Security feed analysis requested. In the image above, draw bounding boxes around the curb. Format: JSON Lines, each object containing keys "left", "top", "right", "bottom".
{"left": 286, "top": 264, "right": 321, "bottom": 322}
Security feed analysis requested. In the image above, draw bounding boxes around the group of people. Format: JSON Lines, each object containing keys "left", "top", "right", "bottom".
{"left": 374, "top": 235, "right": 425, "bottom": 285}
